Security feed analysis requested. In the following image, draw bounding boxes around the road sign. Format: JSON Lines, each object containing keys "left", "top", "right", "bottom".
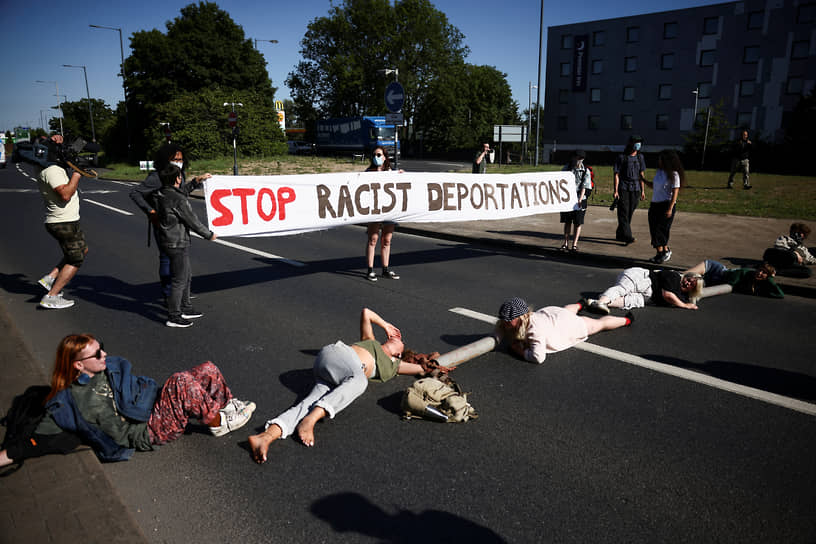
{"left": 228, "top": 111, "right": 237, "bottom": 128}
{"left": 492, "top": 125, "right": 526, "bottom": 143}
{"left": 385, "top": 113, "right": 404, "bottom": 125}
{"left": 385, "top": 81, "right": 404, "bottom": 113}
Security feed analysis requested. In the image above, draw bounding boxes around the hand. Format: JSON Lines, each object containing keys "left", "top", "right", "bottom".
{"left": 210, "top": 233, "right": 218, "bottom": 241}
{"left": 196, "top": 173, "right": 213, "bottom": 183}
{"left": 613, "top": 190, "right": 619, "bottom": 199}
{"left": 665, "top": 210, "right": 673, "bottom": 219}
{"left": 148, "top": 210, "right": 160, "bottom": 227}
{"left": 50, "top": 134, "right": 64, "bottom": 144}
{"left": 686, "top": 303, "right": 698, "bottom": 310}
{"left": 640, "top": 191, "right": 646, "bottom": 201}
{"left": 384, "top": 323, "right": 401, "bottom": 339}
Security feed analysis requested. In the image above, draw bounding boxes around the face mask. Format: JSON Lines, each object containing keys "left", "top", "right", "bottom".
{"left": 373, "top": 155, "right": 384, "bottom": 166}
{"left": 170, "top": 161, "right": 183, "bottom": 169}
{"left": 633, "top": 142, "right": 642, "bottom": 151}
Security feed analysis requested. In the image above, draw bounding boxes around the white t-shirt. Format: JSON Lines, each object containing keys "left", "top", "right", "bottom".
{"left": 651, "top": 170, "right": 680, "bottom": 203}
{"left": 38, "top": 165, "right": 79, "bottom": 223}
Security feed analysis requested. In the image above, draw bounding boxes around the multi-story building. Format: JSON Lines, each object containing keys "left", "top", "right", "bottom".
{"left": 541, "top": 0, "right": 815, "bottom": 153}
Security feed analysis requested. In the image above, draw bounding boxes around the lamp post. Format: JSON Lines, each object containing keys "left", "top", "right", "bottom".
{"left": 35, "top": 80, "right": 63, "bottom": 136}
{"left": 692, "top": 88, "right": 699, "bottom": 129}
{"left": 224, "top": 102, "right": 243, "bottom": 175}
{"left": 378, "top": 68, "right": 400, "bottom": 170}
{"left": 534, "top": 0, "right": 543, "bottom": 166}
{"left": 62, "top": 64, "right": 96, "bottom": 142}
{"left": 527, "top": 82, "right": 537, "bottom": 164}
{"left": 253, "top": 39, "right": 278, "bottom": 49}
{"left": 89, "top": 24, "right": 130, "bottom": 157}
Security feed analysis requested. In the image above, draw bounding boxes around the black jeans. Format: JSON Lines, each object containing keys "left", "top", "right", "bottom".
{"left": 615, "top": 190, "right": 640, "bottom": 242}
{"left": 164, "top": 246, "right": 192, "bottom": 319}
{"left": 648, "top": 201, "right": 676, "bottom": 248}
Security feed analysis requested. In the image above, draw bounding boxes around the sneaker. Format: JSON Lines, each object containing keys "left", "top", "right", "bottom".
{"left": 366, "top": 271, "right": 378, "bottom": 282}
{"left": 624, "top": 311, "right": 635, "bottom": 326}
{"left": 587, "top": 299, "right": 610, "bottom": 315}
{"left": 743, "top": 184, "right": 752, "bottom": 190}
{"left": 659, "top": 249, "right": 672, "bottom": 263}
{"left": 382, "top": 269, "right": 400, "bottom": 280}
{"left": 166, "top": 316, "right": 194, "bottom": 328}
{"left": 648, "top": 252, "right": 662, "bottom": 263}
{"left": 39, "top": 294, "right": 74, "bottom": 309}
{"left": 38, "top": 275, "right": 55, "bottom": 291}
{"left": 181, "top": 309, "right": 203, "bottom": 319}
{"left": 210, "top": 400, "right": 256, "bottom": 436}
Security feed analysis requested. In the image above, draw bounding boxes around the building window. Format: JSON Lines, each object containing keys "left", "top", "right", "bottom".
{"left": 791, "top": 40, "right": 809, "bottom": 59}
{"left": 656, "top": 114, "right": 669, "bottom": 130}
{"left": 747, "top": 11, "right": 763, "bottom": 29}
{"left": 561, "top": 35, "right": 573, "bottom": 49}
{"left": 658, "top": 84, "right": 672, "bottom": 100}
{"left": 587, "top": 115, "right": 600, "bottom": 130}
{"left": 698, "top": 82, "right": 712, "bottom": 98}
{"left": 743, "top": 46, "right": 760, "bottom": 63}
{"left": 739, "top": 80, "right": 755, "bottom": 97}
{"left": 797, "top": 3, "right": 815, "bottom": 23}
{"left": 620, "top": 114, "right": 633, "bottom": 130}
{"left": 624, "top": 56, "right": 637, "bottom": 72}
{"left": 787, "top": 77, "right": 803, "bottom": 94}
{"left": 557, "top": 116, "right": 568, "bottom": 130}
{"left": 593, "top": 30, "right": 605, "bottom": 46}
{"left": 560, "top": 62, "right": 571, "bottom": 76}
{"left": 622, "top": 86, "right": 635, "bottom": 101}
{"left": 700, "top": 50, "right": 715, "bottom": 66}
{"left": 590, "top": 88, "right": 601, "bottom": 102}
{"left": 703, "top": 16, "right": 718, "bottom": 34}
{"left": 626, "top": 26, "right": 640, "bottom": 42}
{"left": 663, "top": 22, "right": 678, "bottom": 39}
{"left": 559, "top": 89, "right": 569, "bottom": 104}
{"left": 591, "top": 59, "right": 603, "bottom": 74}
{"left": 661, "top": 53, "right": 674, "bottom": 70}
{"left": 736, "top": 112, "right": 752, "bottom": 127}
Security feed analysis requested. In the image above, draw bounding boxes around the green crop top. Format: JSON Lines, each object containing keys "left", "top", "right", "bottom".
{"left": 354, "top": 339, "right": 399, "bottom": 382}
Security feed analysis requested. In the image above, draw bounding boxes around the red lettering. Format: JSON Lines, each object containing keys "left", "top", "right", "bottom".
{"left": 277, "top": 187, "right": 296, "bottom": 220}
{"left": 257, "top": 188, "right": 277, "bottom": 221}
{"left": 210, "top": 189, "right": 234, "bottom": 227}
{"left": 232, "top": 188, "right": 256, "bottom": 225}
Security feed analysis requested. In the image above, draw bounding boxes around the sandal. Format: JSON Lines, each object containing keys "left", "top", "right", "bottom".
{"left": 560, "top": 243, "right": 569, "bottom": 252}
{"left": 571, "top": 245, "right": 579, "bottom": 252}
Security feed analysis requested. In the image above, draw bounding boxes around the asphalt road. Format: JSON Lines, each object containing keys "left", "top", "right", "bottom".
{"left": 1, "top": 162, "right": 814, "bottom": 543}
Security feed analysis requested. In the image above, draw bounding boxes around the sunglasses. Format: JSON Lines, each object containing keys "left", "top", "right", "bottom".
{"left": 374, "top": 153, "right": 384, "bottom": 157}
{"left": 76, "top": 341, "right": 105, "bottom": 362}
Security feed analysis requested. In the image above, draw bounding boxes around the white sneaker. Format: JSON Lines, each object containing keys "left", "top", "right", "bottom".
{"left": 210, "top": 400, "right": 256, "bottom": 437}
{"left": 587, "top": 299, "right": 610, "bottom": 315}
{"left": 40, "top": 294, "right": 75, "bottom": 309}
{"left": 38, "top": 275, "right": 55, "bottom": 291}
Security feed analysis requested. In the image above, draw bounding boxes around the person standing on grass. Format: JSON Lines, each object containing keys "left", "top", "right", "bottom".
{"left": 727, "top": 129, "right": 752, "bottom": 189}
{"left": 643, "top": 149, "right": 685, "bottom": 263}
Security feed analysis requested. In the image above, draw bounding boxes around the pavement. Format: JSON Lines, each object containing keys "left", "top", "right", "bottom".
{"left": 1, "top": 184, "right": 813, "bottom": 542}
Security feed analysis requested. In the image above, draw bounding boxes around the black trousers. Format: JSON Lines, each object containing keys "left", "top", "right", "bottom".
{"left": 615, "top": 190, "right": 640, "bottom": 242}
{"left": 648, "top": 201, "right": 676, "bottom": 248}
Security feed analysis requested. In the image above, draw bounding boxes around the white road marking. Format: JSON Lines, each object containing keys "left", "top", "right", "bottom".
{"left": 191, "top": 233, "right": 305, "bottom": 267}
{"left": 84, "top": 199, "right": 134, "bottom": 215}
{"left": 0, "top": 188, "right": 37, "bottom": 193}
{"left": 449, "top": 307, "right": 816, "bottom": 416}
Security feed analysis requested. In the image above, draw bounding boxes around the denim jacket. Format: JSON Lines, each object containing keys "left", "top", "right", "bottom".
{"left": 44, "top": 357, "right": 159, "bottom": 462}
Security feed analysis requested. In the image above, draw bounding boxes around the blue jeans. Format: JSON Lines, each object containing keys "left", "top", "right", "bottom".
{"left": 703, "top": 259, "right": 729, "bottom": 285}
{"left": 265, "top": 341, "right": 368, "bottom": 438}
{"left": 165, "top": 247, "right": 192, "bottom": 320}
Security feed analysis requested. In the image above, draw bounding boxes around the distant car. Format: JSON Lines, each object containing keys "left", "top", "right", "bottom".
{"left": 0, "top": 136, "right": 6, "bottom": 168}
{"left": 287, "top": 140, "right": 315, "bottom": 155}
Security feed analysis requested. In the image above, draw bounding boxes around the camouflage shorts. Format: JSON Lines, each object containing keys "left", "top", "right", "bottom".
{"left": 45, "top": 221, "right": 87, "bottom": 266}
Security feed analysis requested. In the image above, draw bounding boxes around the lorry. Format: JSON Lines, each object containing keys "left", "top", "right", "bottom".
{"left": 316, "top": 116, "right": 399, "bottom": 159}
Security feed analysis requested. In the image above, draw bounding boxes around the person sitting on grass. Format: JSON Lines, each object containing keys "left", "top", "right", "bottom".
{"left": 248, "top": 308, "right": 425, "bottom": 464}
{"left": 0, "top": 333, "right": 254, "bottom": 467}
{"left": 495, "top": 297, "right": 632, "bottom": 364}
{"left": 584, "top": 267, "right": 703, "bottom": 314}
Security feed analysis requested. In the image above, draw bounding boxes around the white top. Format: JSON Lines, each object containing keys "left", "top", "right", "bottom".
{"left": 38, "top": 165, "right": 79, "bottom": 223}
{"left": 651, "top": 169, "right": 680, "bottom": 203}
{"left": 524, "top": 306, "right": 589, "bottom": 363}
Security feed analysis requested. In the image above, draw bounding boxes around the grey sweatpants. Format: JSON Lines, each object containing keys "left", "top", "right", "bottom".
{"left": 601, "top": 267, "right": 653, "bottom": 309}
{"left": 265, "top": 341, "right": 368, "bottom": 438}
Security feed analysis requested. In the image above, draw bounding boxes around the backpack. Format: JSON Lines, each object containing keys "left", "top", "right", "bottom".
{"left": 401, "top": 377, "right": 477, "bottom": 423}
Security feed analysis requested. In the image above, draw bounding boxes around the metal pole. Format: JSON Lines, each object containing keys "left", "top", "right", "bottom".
{"left": 90, "top": 25, "right": 130, "bottom": 158}
{"left": 63, "top": 65, "right": 96, "bottom": 142}
{"left": 224, "top": 102, "right": 243, "bottom": 175}
{"left": 701, "top": 106, "right": 711, "bottom": 169}
{"left": 393, "top": 69, "right": 399, "bottom": 172}
{"left": 534, "top": 0, "right": 543, "bottom": 166}
{"left": 526, "top": 82, "right": 532, "bottom": 164}
{"left": 55, "top": 82, "right": 64, "bottom": 136}
{"left": 436, "top": 336, "right": 498, "bottom": 369}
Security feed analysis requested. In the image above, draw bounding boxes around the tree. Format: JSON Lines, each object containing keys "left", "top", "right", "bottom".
{"left": 122, "top": 2, "right": 278, "bottom": 159}
{"left": 683, "top": 99, "right": 731, "bottom": 169}
{"left": 57, "top": 99, "right": 116, "bottom": 143}
{"left": 287, "top": 0, "right": 498, "bottom": 151}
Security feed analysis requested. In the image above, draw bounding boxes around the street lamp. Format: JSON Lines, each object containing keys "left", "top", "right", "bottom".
{"left": 90, "top": 24, "right": 130, "bottom": 157}
{"left": 692, "top": 88, "right": 699, "bottom": 127}
{"left": 253, "top": 39, "right": 278, "bottom": 48}
{"left": 527, "top": 82, "right": 537, "bottom": 164}
{"left": 377, "top": 68, "right": 400, "bottom": 170}
{"left": 62, "top": 64, "right": 96, "bottom": 142}
{"left": 35, "top": 80, "right": 63, "bottom": 136}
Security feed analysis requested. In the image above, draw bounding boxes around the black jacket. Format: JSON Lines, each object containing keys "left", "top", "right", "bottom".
{"left": 155, "top": 185, "right": 214, "bottom": 248}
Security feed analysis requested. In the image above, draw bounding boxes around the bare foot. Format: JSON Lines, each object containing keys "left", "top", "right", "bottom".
{"left": 248, "top": 425, "right": 281, "bottom": 464}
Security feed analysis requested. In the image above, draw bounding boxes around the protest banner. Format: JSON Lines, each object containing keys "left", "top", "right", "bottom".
{"left": 203, "top": 171, "right": 576, "bottom": 237}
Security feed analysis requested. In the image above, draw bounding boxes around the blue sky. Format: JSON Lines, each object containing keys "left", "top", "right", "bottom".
{"left": 0, "top": 0, "right": 722, "bottom": 133}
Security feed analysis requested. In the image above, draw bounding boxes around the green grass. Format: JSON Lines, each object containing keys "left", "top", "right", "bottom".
{"left": 481, "top": 163, "right": 816, "bottom": 220}
{"left": 101, "top": 157, "right": 816, "bottom": 220}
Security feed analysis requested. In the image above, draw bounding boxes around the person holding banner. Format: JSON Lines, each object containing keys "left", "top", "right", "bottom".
{"left": 559, "top": 150, "right": 592, "bottom": 252}
{"left": 365, "top": 146, "right": 400, "bottom": 281}
{"left": 495, "top": 297, "right": 632, "bottom": 364}
{"left": 248, "top": 307, "right": 424, "bottom": 463}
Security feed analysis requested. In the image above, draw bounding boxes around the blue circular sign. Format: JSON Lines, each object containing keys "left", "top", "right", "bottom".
{"left": 385, "top": 82, "right": 405, "bottom": 113}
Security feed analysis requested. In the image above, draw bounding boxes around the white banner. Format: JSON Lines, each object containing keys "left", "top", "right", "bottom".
{"left": 203, "top": 171, "right": 576, "bottom": 237}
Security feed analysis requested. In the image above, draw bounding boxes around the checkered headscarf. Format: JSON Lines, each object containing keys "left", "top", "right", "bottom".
{"left": 498, "top": 297, "right": 529, "bottom": 321}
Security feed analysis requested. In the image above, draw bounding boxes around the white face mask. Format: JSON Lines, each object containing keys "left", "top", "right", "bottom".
{"left": 170, "top": 161, "right": 183, "bottom": 169}
{"left": 373, "top": 155, "right": 385, "bottom": 166}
